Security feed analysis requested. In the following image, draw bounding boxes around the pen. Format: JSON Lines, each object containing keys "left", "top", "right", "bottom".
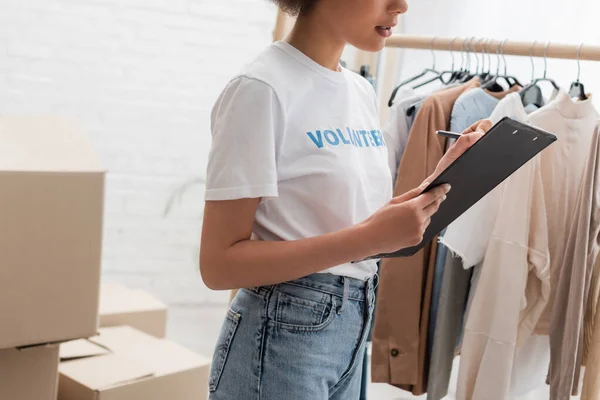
{"left": 436, "top": 130, "right": 462, "bottom": 140}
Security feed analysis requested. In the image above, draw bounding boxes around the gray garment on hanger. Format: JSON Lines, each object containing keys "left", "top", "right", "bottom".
{"left": 427, "top": 236, "right": 449, "bottom": 359}
{"left": 427, "top": 253, "right": 471, "bottom": 400}
{"left": 427, "top": 88, "right": 500, "bottom": 400}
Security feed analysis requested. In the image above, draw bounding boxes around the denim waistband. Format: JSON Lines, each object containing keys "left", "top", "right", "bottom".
{"left": 275, "top": 273, "right": 377, "bottom": 302}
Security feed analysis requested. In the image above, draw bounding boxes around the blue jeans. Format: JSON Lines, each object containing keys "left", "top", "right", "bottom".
{"left": 208, "top": 273, "right": 376, "bottom": 400}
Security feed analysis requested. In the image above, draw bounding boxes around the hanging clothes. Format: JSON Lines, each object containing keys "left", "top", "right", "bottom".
{"left": 450, "top": 87, "right": 517, "bottom": 132}
{"left": 525, "top": 91, "right": 599, "bottom": 399}
{"left": 546, "top": 120, "right": 600, "bottom": 399}
{"left": 585, "top": 254, "right": 600, "bottom": 366}
{"left": 583, "top": 225, "right": 600, "bottom": 399}
{"left": 371, "top": 77, "right": 480, "bottom": 394}
{"left": 441, "top": 91, "right": 600, "bottom": 400}
{"left": 449, "top": 96, "right": 551, "bottom": 400}
{"left": 426, "top": 86, "right": 520, "bottom": 400}
{"left": 441, "top": 92, "right": 558, "bottom": 399}
{"left": 427, "top": 251, "right": 471, "bottom": 400}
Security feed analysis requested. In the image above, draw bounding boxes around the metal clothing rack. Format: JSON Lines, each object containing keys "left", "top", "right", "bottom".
{"left": 384, "top": 34, "right": 600, "bottom": 61}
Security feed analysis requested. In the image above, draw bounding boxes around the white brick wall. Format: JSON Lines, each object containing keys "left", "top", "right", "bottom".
{"left": 0, "top": 0, "right": 277, "bottom": 305}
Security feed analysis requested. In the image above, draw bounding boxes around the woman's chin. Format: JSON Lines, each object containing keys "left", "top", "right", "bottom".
{"left": 349, "top": 37, "right": 387, "bottom": 53}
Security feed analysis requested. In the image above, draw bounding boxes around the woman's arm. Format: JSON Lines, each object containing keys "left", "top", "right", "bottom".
{"left": 200, "top": 119, "right": 492, "bottom": 291}
{"left": 200, "top": 183, "right": 448, "bottom": 290}
{"left": 200, "top": 197, "right": 373, "bottom": 290}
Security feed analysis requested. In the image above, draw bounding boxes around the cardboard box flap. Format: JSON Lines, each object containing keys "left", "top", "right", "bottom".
{"left": 59, "top": 353, "right": 155, "bottom": 390}
{"left": 90, "top": 326, "right": 158, "bottom": 353}
{"left": 91, "top": 327, "right": 210, "bottom": 375}
{"left": 60, "top": 339, "right": 111, "bottom": 361}
{"left": 0, "top": 115, "right": 103, "bottom": 172}
{"left": 100, "top": 284, "right": 167, "bottom": 314}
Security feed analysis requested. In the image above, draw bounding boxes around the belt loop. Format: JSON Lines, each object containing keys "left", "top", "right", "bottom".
{"left": 367, "top": 275, "right": 377, "bottom": 308}
{"left": 264, "top": 284, "right": 275, "bottom": 294}
{"left": 338, "top": 277, "right": 350, "bottom": 315}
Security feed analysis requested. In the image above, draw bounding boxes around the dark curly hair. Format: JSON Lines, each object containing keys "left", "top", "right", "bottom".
{"left": 269, "top": 0, "right": 319, "bottom": 16}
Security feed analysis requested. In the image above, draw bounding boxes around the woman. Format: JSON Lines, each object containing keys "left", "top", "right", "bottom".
{"left": 201, "top": 0, "right": 491, "bottom": 398}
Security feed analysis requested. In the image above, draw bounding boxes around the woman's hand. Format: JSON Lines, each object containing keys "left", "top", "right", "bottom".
{"left": 360, "top": 119, "right": 492, "bottom": 256}
{"left": 434, "top": 119, "right": 493, "bottom": 176}
{"left": 361, "top": 182, "right": 451, "bottom": 255}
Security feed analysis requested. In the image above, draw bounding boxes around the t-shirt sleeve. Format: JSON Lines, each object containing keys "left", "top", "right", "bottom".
{"left": 205, "top": 76, "right": 284, "bottom": 201}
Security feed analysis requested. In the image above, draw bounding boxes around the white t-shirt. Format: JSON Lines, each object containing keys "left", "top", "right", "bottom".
{"left": 205, "top": 41, "right": 392, "bottom": 280}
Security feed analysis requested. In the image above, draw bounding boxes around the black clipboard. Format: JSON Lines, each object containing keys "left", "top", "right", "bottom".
{"left": 364, "top": 117, "right": 557, "bottom": 260}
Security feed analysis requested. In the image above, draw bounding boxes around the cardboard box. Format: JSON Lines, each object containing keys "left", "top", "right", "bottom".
{"left": 0, "top": 344, "right": 60, "bottom": 400}
{"left": 0, "top": 116, "right": 105, "bottom": 349}
{"left": 58, "top": 326, "right": 210, "bottom": 400}
{"left": 99, "top": 284, "right": 168, "bottom": 338}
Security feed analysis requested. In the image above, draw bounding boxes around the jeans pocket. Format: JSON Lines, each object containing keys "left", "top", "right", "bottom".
{"left": 209, "top": 309, "right": 241, "bottom": 392}
{"left": 273, "top": 290, "right": 336, "bottom": 332}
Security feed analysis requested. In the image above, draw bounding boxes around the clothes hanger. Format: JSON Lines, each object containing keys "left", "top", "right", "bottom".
{"left": 520, "top": 41, "right": 548, "bottom": 108}
{"left": 475, "top": 38, "right": 491, "bottom": 83}
{"left": 459, "top": 37, "right": 477, "bottom": 83}
{"left": 449, "top": 38, "right": 467, "bottom": 83}
{"left": 520, "top": 41, "right": 544, "bottom": 108}
{"left": 482, "top": 39, "right": 503, "bottom": 90}
{"left": 538, "top": 41, "right": 560, "bottom": 94}
{"left": 412, "top": 37, "right": 460, "bottom": 89}
{"left": 482, "top": 39, "right": 513, "bottom": 90}
{"left": 474, "top": 38, "right": 483, "bottom": 76}
{"left": 521, "top": 41, "right": 560, "bottom": 108}
{"left": 485, "top": 39, "right": 522, "bottom": 88}
{"left": 500, "top": 39, "right": 521, "bottom": 87}
{"left": 445, "top": 37, "right": 463, "bottom": 84}
{"left": 485, "top": 39, "right": 500, "bottom": 85}
{"left": 485, "top": 39, "right": 497, "bottom": 78}
{"left": 569, "top": 43, "right": 588, "bottom": 101}
{"left": 481, "top": 38, "right": 491, "bottom": 83}
{"left": 481, "top": 39, "right": 506, "bottom": 92}
{"left": 388, "top": 37, "right": 441, "bottom": 107}
{"left": 469, "top": 37, "right": 482, "bottom": 81}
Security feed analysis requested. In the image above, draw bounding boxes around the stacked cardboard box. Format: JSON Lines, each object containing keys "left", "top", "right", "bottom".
{"left": 99, "top": 284, "right": 169, "bottom": 338}
{"left": 58, "top": 284, "right": 210, "bottom": 399}
{"left": 0, "top": 116, "right": 211, "bottom": 400}
{"left": 0, "top": 344, "right": 60, "bottom": 400}
{"left": 58, "top": 326, "right": 210, "bottom": 400}
{"left": 0, "top": 116, "right": 105, "bottom": 400}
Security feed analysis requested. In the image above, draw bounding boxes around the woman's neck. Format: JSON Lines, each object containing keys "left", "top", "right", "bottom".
{"left": 285, "top": 13, "right": 346, "bottom": 72}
